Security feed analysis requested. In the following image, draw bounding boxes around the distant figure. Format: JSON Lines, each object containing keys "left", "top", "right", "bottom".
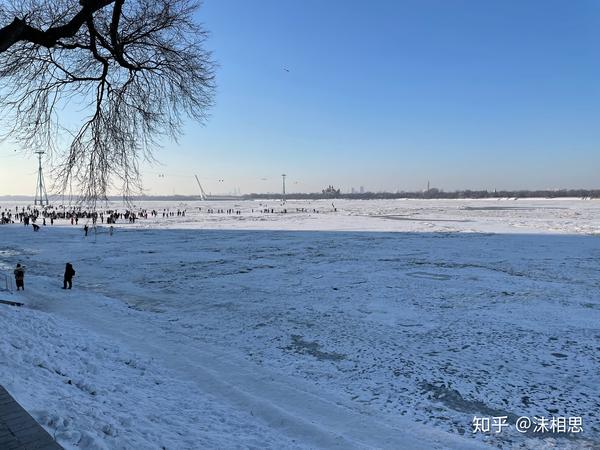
{"left": 84, "top": 224, "right": 89, "bottom": 236}
{"left": 63, "top": 263, "right": 76, "bottom": 290}
{"left": 14, "top": 263, "right": 25, "bottom": 291}
{"left": 109, "top": 226, "right": 114, "bottom": 236}
{"left": 32, "top": 223, "right": 40, "bottom": 232}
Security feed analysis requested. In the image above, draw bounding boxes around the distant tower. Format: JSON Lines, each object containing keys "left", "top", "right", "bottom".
{"left": 34, "top": 151, "right": 49, "bottom": 206}
{"left": 282, "top": 174, "right": 287, "bottom": 203}
{"left": 427, "top": 180, "right": 430, "bottom": 192}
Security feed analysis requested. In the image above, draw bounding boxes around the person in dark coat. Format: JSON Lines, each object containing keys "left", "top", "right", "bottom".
{"left": 14, "top": 264, "right": 25, "bottom": 291}
{"left": 63, "top": 263, "right": 75, "bottom": 289}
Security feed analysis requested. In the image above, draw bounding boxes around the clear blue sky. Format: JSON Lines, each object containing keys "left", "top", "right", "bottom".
{"left": 1, "top": 0, "right": 599, "bottom": 195}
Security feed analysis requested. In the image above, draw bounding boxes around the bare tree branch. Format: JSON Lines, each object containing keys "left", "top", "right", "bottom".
{"left": 0, "top": 0, "right": 114, "bottom": 52}
{"left": 0, "top": 0, "right": 215, "bottom": 202}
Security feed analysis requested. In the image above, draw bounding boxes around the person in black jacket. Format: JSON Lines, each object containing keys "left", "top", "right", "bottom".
{"left": 14, "top": 264, "right": 25, "bottom": 291}
{"left": 63, "top": 263, "right": 75, "bottom": 289}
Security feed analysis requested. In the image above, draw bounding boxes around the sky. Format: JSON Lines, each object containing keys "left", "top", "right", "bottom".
{"left": 0, "top": 0, "right": 599, "bottom": 195}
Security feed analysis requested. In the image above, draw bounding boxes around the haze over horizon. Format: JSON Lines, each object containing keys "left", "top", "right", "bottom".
{"left": 1, "top": 0, "right": 599, "bottom": 196}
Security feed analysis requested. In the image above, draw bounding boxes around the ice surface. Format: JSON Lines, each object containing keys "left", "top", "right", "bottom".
{"left": 0, "top": 199, "right": 599, "bottom": 449}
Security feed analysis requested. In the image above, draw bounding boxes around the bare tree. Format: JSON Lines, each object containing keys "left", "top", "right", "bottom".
{"left": 0, "top": 0, "right": 215, "bottom": 201}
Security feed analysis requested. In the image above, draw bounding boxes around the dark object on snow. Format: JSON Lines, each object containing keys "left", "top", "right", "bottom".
{"left": 63, "top": 263, "right": 76, "bottom": 289}
{"left": 0, "top": 299, "right": 23, "bottom": 307}
{"left": 32, "top": 224, "right": 40, "bottom": 231}
{"left": 13, "top": 264, "right": 25, "bottom": 291}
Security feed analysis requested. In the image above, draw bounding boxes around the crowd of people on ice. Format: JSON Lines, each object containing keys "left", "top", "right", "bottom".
{"left": 0, "top": 205, "right": 152, "bottom": 226}
{"left": 0, "top": 206, "right": 175, "bottom": 229}
{"left": 1, "top": 204, "right": 333, "bottom": 227}
{"left": 1, "top": 203, "right": 338, "bottom": 236}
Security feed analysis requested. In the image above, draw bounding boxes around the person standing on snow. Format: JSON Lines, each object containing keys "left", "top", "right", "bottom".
{"left": 14, "top": 263, "right": 25, "bottom": 291}
{"left": 63, "top": 263, "right": 76, "bottom": 289}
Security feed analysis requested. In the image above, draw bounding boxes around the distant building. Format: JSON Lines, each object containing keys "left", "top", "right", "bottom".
{"left": 359, "top": 186, "right": 364, "bottom": 194}
{"left": 322, "top": 185, "right": 341, "bottom": 198}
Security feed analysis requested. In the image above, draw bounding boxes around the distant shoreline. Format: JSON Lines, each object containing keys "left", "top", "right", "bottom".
{"left": 1, "top": 189, "right": 600, "bottom": 202}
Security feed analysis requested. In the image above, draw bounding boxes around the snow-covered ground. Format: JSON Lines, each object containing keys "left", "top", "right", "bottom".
{"left": 1, "top": 198, "right": 599, "bottom": 449}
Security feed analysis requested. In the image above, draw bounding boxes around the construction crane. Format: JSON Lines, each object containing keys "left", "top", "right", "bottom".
{"left": 194, "top": 175, "right": 207, "bottom": 200}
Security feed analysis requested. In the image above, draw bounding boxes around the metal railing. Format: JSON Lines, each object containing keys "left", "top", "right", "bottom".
{"left": 0, "top": 272, "right": 14, "bottom": 293}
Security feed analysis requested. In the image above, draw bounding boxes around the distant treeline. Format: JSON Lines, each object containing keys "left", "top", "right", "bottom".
{"left": 244, "top": 189, "right": 600, "bottom": 200}
{"left": 2, "top": 189, "right": 600, "bottom": 203}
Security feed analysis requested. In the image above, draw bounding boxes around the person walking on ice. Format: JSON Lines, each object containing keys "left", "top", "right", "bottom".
{"left": 14, "top": 263, "right": 25, "bottom": 291}
{"left": 63, "top": 263, "right": 76, "bottom": 289}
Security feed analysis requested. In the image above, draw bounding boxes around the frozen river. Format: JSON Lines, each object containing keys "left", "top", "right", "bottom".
{"left": 99, "top": 197, "right": 600, "bottom": 234}
{"left": 0, "top": 198, "right": 599, "bottom": 449}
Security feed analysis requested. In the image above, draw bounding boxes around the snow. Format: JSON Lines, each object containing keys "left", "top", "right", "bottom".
{"left": 1, "top": 198, "right": 599, "bottom": 449}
